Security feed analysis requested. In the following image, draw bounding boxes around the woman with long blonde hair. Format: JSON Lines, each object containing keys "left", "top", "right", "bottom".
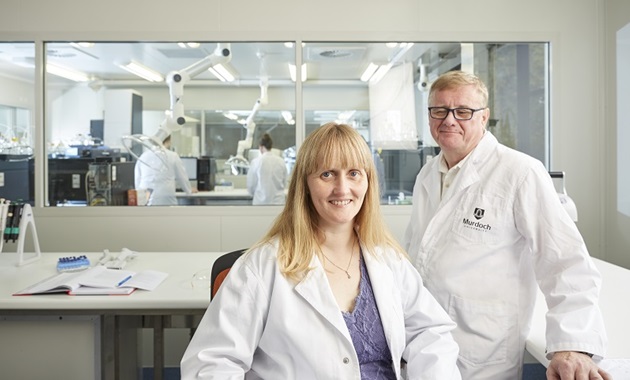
{"left": 182, "top": 122, "right": 461, "bottom": 379}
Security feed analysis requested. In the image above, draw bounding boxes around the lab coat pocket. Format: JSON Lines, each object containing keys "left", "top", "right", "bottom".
{"left": 450, "top": 192, "right": 509, "bottom": 245}
{"left": 448, "top": 294, "right": 508, "bottom": 366}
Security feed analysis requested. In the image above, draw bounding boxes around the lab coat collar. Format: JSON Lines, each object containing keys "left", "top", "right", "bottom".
{"left": 436, "top": 131, "right": 498, "bottom": 204}
{"left": 293, "top": 247, "right": 400, "bottom": 349}
{"left": 294, "top": 254, "right": 354, "bottom": 342}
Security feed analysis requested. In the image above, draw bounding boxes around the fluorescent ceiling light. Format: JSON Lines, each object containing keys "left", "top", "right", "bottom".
{"left": 284, "top": 42, "right": 294, "bottom": 48}
{"left": 288, "top": 63, "right": 307, "bottom": 82}
{"left": 119, "top": 61, "right": 164, "bottom": 82}
{"left": 208, "top": 63, "right": 235, "bottom": 82}
{"left": 369, "top": 64, "right": 392, "bottom": 84}
{"left": 178, "top": 42, "right": 200, "bottom": 48}
{"left": 360, "top": 63, "right": 379, "bottom": 82}
{"left": 70, "top": 42, "right": 94, "bottom": 49}
{"left": 223, "top": 112, "right": 239, "bottom": 120}
{"left": 365, "top": 42, "right": 415, "bottom": 83}
{"left": 46, "top": 62, "right": 90, "bottom": 82}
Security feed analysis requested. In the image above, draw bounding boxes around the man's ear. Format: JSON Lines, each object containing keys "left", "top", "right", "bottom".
{"left": 482, "top": 108, "right": 490, "bottom": 126}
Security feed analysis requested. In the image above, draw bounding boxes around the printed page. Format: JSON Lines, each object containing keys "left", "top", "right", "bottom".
{"left": 77, "top": 266, "right": 136, "bottom": 288}
{"left": 121, "top": 270, "right": 169, "bottom": 291}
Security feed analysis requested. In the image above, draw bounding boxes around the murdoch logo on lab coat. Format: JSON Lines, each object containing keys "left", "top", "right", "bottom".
{"left": 473, "top": 208, "right": 485, "bottom": 220}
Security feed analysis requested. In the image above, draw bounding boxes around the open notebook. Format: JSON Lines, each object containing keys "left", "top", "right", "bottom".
{"left": 14, "top": 266, "right": 168, "bottom": 295}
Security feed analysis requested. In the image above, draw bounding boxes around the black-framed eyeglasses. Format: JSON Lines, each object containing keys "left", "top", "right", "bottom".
{"left": 428, "top": 107, "right": 487, "bottom": 121}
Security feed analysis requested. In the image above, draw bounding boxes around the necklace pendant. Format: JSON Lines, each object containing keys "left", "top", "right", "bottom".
{"left": 345, "top": 272, "right": 351, "bottom": 279}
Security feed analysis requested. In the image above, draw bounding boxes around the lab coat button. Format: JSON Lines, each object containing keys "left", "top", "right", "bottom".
{"left": 342, "top": 357, "right": 350, "bottom": 364}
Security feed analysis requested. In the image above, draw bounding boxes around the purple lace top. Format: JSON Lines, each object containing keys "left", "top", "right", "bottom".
{"left": 342, "top": 254, "right": 396, "bottom": 380}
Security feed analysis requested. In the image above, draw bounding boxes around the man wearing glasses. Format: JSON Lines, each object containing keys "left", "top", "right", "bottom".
{"left": 404, "top": 70, "right": 609, "bottom": 379}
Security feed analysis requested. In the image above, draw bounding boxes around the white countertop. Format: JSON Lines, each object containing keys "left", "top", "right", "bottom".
{"left": 526, "top": 257, "right": 630, "bottom": 364}
{"left": 0, "top": 251, "right": 223, "bottom": 311}
{"left": 176, "top": 189, "right": 252, "bottom": 199}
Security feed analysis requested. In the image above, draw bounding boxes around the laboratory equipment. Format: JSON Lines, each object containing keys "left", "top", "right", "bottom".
{"left": 549, "top": 171, "right": 578, "bottom": 222}
{"left": 224, "top": 78, "right": 268, "bottom": 171}
{"left": 86, "top": 161, "right": 135, "bottom": 206}
{"left": 197, "top": 156, "right": 217, "bottom": 191}
{"left": 0, "top": 155, "right": 34, "bottom": 204}
{"left": 121, "top": 44, "right": 232, "bottom": 167}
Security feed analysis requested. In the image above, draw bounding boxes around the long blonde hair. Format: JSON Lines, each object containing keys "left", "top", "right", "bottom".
{"left": 251, "top": 122, "right": 405, "bottom": 282}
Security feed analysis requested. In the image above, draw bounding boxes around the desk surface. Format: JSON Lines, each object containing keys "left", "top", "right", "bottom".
{"left": 0, "top": 251, "right": 222, "bottom": 312}
{"left": 526, "top": 258, "right": 630, "bottom": 364}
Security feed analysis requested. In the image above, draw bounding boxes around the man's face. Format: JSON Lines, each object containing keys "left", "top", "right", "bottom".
{"left": 429, "top": 85, "right": 489, "bottom": 167}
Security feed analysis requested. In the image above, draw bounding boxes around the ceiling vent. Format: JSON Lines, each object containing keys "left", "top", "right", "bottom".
{"left": 46, "top": 49, "right": 77, "bottom": 59}
{"left": 305, "top": 46, "right": 366, "bottom": 61}
{"left": 46, "top": 46, "right": 98, "bottom": 60}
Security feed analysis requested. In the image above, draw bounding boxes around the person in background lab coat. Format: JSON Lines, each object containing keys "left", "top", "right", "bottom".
{"left": 404, "top": 70, "right": 609, "bottom": 380}
{"left": 247, "top": 133, "right": 287, "bottom": 205}
{"left": 134, "top": 135, "right": 196, "bottom": 206}
{"left": 181, "top": 122, "right": 461, "bottom": 379}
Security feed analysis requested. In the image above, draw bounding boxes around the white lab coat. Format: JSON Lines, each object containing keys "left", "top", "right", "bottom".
{"left": 246, "top": 152, "right": 287, "bottom": 205}
{"left": 134, "top": 149, "right": 192, "bottom": 206}
{"left": 181, "top": 242, "right": 462, "bottom": 380}
{"left": 404, "top": 132, "right": 607, "bottom": 379}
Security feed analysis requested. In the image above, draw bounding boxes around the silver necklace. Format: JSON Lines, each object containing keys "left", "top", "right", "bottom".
{"left": 322, "top": 240, "right": 356, "bottom": 279}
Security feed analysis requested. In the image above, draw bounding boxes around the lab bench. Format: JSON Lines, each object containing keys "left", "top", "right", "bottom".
{"left": 176, "top": 189, "right": 253, "bottom": 205}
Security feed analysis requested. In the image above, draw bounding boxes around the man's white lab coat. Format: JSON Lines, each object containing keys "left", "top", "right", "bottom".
{"left": 246, "top": 152, "right": 287, "bottom": 205}
{"left": 404, "top": 131, "right": 607, "bottom": 379}
{"left": 134, "top": 149, "right": 192, "bottom": 206}
{"left": 181, "top": 242, "right": 461, "bottom": 379}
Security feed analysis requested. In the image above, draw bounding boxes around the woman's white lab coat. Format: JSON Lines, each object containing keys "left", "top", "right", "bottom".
{"left": 134, "top": 149, "right": 192, "bottom": 206}
{"left": 181, "top": 242, "right": 461, "bottom": 380}
{"left": 404, "top": 132, "right": 607, "bottom": 379}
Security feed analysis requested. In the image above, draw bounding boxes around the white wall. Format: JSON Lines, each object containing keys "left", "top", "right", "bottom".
{"left": 0, "top": 75, "right": 33, "bottom": 109}
{"left": 49, "top": 85, "right": 104, "bottom": 143}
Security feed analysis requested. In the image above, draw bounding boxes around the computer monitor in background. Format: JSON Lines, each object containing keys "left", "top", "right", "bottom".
{"left": 180, "top": 157, "right": 197, "bottom": 181}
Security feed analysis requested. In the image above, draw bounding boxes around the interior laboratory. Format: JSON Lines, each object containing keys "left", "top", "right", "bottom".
{"left": 1, "top": 0, "right": 630, "bottom": 379}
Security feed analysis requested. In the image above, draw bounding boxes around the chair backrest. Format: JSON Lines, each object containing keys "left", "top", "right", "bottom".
{"left": 211, "top": 249, "right": 246, "bottom": 299}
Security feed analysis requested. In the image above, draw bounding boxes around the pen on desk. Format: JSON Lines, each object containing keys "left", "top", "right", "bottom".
{"left": 117, "top": 275, "right": 132, "bottom": 287}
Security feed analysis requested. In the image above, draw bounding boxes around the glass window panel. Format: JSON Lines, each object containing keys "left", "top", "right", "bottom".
{"left": 0, "top": 42, "right": 36, "bottom": 205}
{"left": 44, "top": 41, "right": 296, "bottom": 206}
{"left": 302, "top": 41, "right": 549, "bottom": 204}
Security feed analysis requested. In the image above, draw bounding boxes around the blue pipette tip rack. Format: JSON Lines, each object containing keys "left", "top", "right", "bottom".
{"left": 57, "top": 255, "right": 91, "bottom": 272}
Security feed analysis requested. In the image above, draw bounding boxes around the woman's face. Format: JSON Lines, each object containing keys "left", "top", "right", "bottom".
{"left": 307, "top": 165, "right": 368, "bottom": 230}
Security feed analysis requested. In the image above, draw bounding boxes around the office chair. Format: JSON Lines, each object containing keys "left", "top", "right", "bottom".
{"left": 211, "top": 249, "right": 246, "bottom": 299}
